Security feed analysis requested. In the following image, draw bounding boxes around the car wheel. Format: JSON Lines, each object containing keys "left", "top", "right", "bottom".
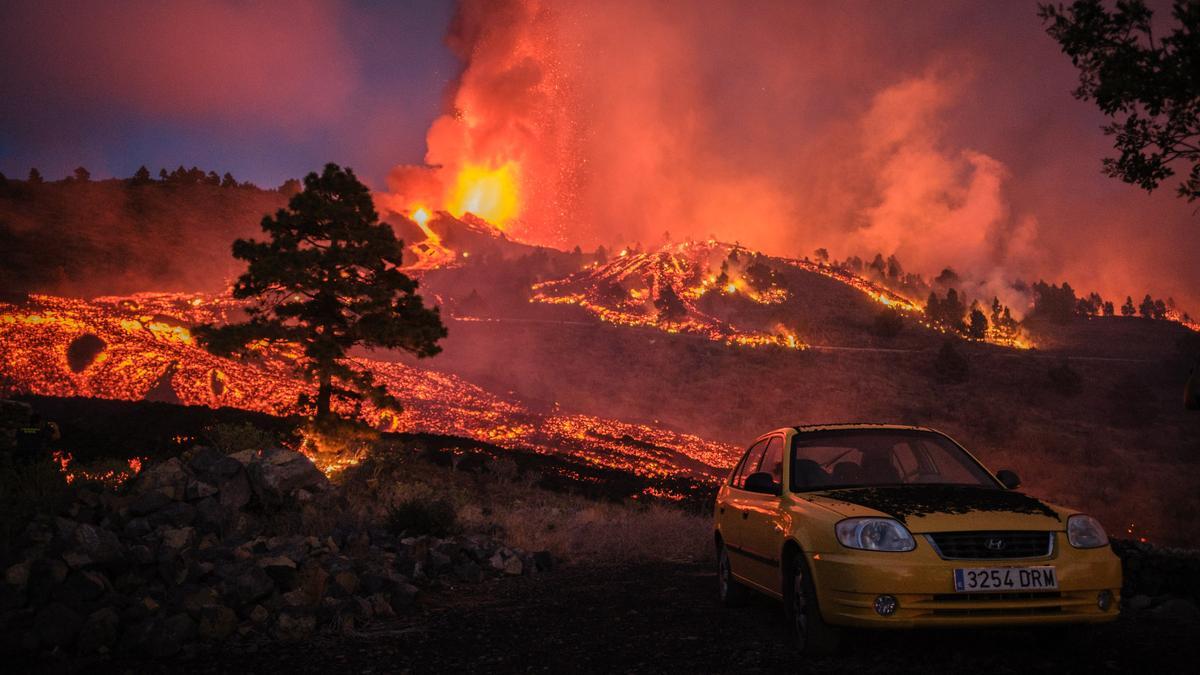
{"left": 717, "top": 542, "right": 749, "bottom": 607}
{"left": 787, "top": 552, "right": 840, "bottom": 655}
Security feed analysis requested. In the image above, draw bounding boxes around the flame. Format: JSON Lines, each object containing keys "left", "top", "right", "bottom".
{"left": 446, "top": 162, "right": 520, "bottom": 227}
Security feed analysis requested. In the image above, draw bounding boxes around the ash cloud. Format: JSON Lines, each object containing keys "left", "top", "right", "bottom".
{"left": 392, "top": 0, "right": 1199, "bottom": 311}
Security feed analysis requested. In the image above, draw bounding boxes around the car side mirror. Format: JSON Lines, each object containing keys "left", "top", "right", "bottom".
{"left": 744, "top": 471, "right": 781, "bottom": 496}
{"left": 996, "top": 469, "right": 1021, "bottom": 490}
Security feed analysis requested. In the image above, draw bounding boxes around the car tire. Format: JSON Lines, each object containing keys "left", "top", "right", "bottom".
{"left": 717, "top": 542, "right": 750, "bottom": 607}
{"left": 787, "top": 551, "right": 840, "bottom": 656}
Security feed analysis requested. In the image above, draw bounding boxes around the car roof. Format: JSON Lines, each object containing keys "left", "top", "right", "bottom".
{"left": 788, "top": 423, "right": 936, "bottom": 434}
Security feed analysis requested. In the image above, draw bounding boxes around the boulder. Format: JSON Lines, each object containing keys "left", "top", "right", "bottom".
{"left": 235, "top": 448, "right": 329, "bottom": 506}
{"left": 148, "top": 612, "right": 196, "bottom": 658}
{"left": 33, "top": 602, "right": 83, "bottom": 649}
{"left": 258, "top": 555, "right": 298, "bottom": 590}
{"left": 160, "top": 526, "right": 196, "bottom": 552}
{"left": 217, "top": 472, "right": 252, "bottom": 512}
{"left": 26, "top": 558, "right": 68, "bottom": 605}
{"left": 65, "top": 523, "right": 124, "bottom": 569}
{"left": 136, "top": 458, "right": 189, "bottom": 500}
{"left": 1150, "top": 597, "right": 1200, "bottom": 624}
{"left": 233, "top": 567, "right": 275, "bottom": 606}
{"left": 53, "top": 570, "right": 110, "bottom": 607}
{"left": 128, "top": 490, "right": 172, "bottom": 517}
{"left": 76, "top": 607, "right": 120, "bottom": 654}
{"left": 274, "top": 609, "right": 316, "bottom": 641}
{"left": 197, "top": 605, "right": 237, "bottom": 641}
{"left": 454, "top": 561, "right": 483, "bottom": 584}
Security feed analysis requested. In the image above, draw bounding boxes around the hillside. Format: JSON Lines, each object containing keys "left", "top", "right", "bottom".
{"left": 0, "top": 177, "right": 287, "bottom": 297}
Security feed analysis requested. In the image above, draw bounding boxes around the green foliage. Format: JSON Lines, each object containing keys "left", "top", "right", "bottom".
{"left": 196, "top": 163, "right": 447, "bottom": 420}
{"left": 205, "top": 422, "right": 277, "bottom": 455}
{"left": 386, "top": 497, "right": 458, "bottom": 537}
{"left": 1040, "top": 0, "right": 1200, "bottom": 201}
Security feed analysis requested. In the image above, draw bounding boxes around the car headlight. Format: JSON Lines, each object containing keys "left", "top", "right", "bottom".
{"left": 835, "top": 518, "right": 916, "bottom": 552}
{"left": 1067, "top": 514, "right": 1109, "bottom": 548}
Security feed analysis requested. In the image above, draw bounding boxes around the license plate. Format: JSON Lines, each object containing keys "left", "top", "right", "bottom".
{"left": 953, "top": 566, "right": 1058, "bottom": 592}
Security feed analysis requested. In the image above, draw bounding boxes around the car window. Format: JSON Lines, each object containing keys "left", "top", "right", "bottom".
{"left": 731, "top": 440, "right": 768, "bottom": 489}
{"left": 791, "top": 429, "right": 999, "bottom": 491}
{"left": 760, "top": 436, "right": 783, "bottom": 485}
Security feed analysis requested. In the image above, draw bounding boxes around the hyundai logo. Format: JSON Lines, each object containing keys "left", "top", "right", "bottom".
{"left": 985, "top": 538, "right": 1006, "bottom": 551}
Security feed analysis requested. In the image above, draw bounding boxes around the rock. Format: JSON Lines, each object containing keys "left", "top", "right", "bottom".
{"left": 160, "top": 526, "right": 197, "bottom": 552}
{"left": 148, "top": 612, "right": 196, "bottom": 657}
{"left": 137, "top": 458, "right": 190, "bottom": 500}
{"left": 238, "top": 448, "right": 329, "bottom": 507}
{"left": 129, "top": 490, "right": 172, "bottom": 517}
{"left": 1128, "top": 594, "right": 1153, "bottom": 611}
{"left": 488, "top": 551, "right": 506, "bottom": 572}
{"left": 185, "top": 479, "right": 218, "bottom": 501}
{"left": 193, "top": 497, "right": 228, "bottom": 534}
{"left": 152, "top": 501, "right": 197, "bottom": 527}
{"left": 454, "top": 561, "right": 483, "bottom": 583}
{"left": 388, "top": 582, "right": 419, "bottom": 613}
{"left": 367, "top": 592, "right": 395, "bottom": 617}
{"left": 76, "top": 607, "right": 120, "bottom": 654}
{"left": 503, "top": 556, "right": 524, "bottom": 576}
{"left": 66, "top": 522, "right": 125, "bottom": 568}
{"left": 258, "top": 555, "right": 298, "bottom": 590}
{"left": 274, "top": 609, "right": 317, "bottom": 641}
{"left": 33, "top": 602, "right": 83, "bottom": 649}
{"left": 198, "top": 605, "right": 237, "bottom": 641}
{"left": 1150, "top": 597, "right": 1200, "bottom": 624}
{"left": 123, "top": 516, "right": 154, "bottom": 539}
{"left": 234, "top": 567, "right": 275, "bottom": 606}
{"left": 218, "top": 472, "right": 252, "bottom": 512}
{"left": 248, "top": 604, "right": 269, "bottom": 624}
{"left": 128, "top": 544, "right": 154, "bottom": 565}
{"left": 117, "top": 617, "right": 157, "bottom": 654}
{"left": 533, "top": 550, "right": 555, "bottom": 572}
{"left": 4, "top": 561, "right": 30, "bottom": 588}
{"left": 331, "top": 571, "right": 360, "bottom": 597}
{"left": 26, "top": 558, "right": 69, "bottom": 605}
{"left": 188, "top": 447, "right": 243, "bottom": 482}
{"left": 54, "top": 569, "right": 110, "bottom": 606}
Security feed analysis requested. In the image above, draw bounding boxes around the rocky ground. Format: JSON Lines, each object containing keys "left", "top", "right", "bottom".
{"left": 115, "top": 560, "right": 1200, "bottom": 674}
{"left": 2, "top": 445, "right": 553, "bottom": 672}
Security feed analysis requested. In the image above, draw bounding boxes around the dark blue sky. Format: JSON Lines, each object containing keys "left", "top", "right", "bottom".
{"left": 0, "top": 0, "right": 459, "bottom": 189}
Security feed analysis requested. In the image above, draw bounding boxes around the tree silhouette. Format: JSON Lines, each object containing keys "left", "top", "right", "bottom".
{"left": 654, "top": 284, "right": 687, "bottom": 322}
{"left": 1121, "top": 295, "right": 1136, "bottom": 316}
{"left": 196, "top": 163, "right": 446, "bottom": 421}
{"left": 1040, "top": 0, "right": 1200, "bottom": 201}
{"left": 1139, "top": 294, "right": 1156, "bottom": 318}
{"left": 27, "top": 168, "right": 43, "bottom": 184}
{"left": 73, "top": 167, "right": 90, "bottom": 182}
{"left": 131, "top": 166, "right": 152, "bottom": 184}
{"left": 968, "top": 302, "right": 988, "bottom": 339}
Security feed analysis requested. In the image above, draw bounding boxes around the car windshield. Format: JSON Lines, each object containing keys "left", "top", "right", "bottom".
{"left": 790, "top": 429, "right": 1000, "bottom": 492}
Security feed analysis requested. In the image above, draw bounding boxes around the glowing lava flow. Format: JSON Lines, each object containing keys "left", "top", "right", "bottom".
{"left": 531, "top": 241, "right": 808, "bottom": 349}
{"left": 0, "top": 293, "right": 739, "bottom": 487}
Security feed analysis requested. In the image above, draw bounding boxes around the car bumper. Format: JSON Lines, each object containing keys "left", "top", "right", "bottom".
{"left": 810, "top": 535, "right": 1122, "bottom": 629}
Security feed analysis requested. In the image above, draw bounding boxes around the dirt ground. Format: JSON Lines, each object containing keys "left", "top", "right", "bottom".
{"left": 114, "top": 560, "right": 1199, "bottom": 674}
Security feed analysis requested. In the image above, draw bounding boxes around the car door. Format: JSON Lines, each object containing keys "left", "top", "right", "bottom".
{"left": 720, "top": 439, "right": 768, "bottom": 581}
{"left": 739, "top": 435, "right": 786, "bottom": 594}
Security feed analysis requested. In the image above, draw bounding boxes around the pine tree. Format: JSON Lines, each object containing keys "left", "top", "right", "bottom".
{"left": 1139, "top": 294, "right": 1155, "bottom": 318}
{"left": 73, "top": 166, "right": 91, "bottom": 182}
{"left": 132, "top": 166, "right": 152, "bottom": 184}
{"left": 196, "top": 163, "right": 447, "bottom": 421}
{"left": 1121, "top": 296, "right": 1136, "bottom": 316}
{"left": 968, "top": 302, "right": 988, "bottom": 339}
{"left": 27, "top": 168, "right": 43, "bottom": 184}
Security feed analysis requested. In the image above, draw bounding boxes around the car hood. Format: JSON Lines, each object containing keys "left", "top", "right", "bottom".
{"left": 801, "top": 485, "right": 1066, "bottom": 533}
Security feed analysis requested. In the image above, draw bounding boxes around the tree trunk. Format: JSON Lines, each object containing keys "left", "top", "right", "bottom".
{"left": 316, "top": 370, "right": 332, "bottom": 420}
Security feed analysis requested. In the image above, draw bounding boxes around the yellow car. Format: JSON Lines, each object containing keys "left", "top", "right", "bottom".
{"left": 713, "top": 424, "right": 1121, "bottom": 654}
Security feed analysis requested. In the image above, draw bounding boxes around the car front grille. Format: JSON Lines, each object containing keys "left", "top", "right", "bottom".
{"left": 926, "top": 531, "right": 1053, "bottom": 559}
